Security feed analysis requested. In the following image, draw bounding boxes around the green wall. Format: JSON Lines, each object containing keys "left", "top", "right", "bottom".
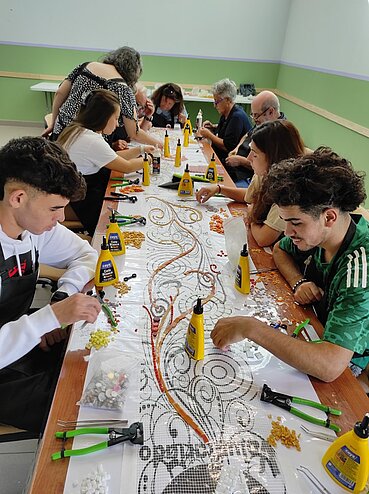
{"left": 1, "top": 44, "right": 368, "bottom": 202}
{"left": 0, "top": 44, "right": 279, "bottom": 123}
{"left": 276, "top": 65, "right": 369, "bottom": 204}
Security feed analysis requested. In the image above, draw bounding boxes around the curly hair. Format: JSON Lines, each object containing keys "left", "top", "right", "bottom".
{"left": 102, "top": 46, "right": 142, "bottom": 88}
{"left": 263, "top": 147, "right": 367, "bottom": 217}
{"left": 212, "top": 79, "right": 237, "bottom": 102}
{"left": 0, "top": 137, "right": 86, "bottom": 202}
{"left": 248, "top": 120, "right": 305, "bottom": 224}
{"left": 151, "top": 83, "right": 184, "bottom": 116}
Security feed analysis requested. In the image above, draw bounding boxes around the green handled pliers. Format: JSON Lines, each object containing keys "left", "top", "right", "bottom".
{"left": 261, "top": 384, "right": 342, "bottom": 432}
{"left": 51, "top": 422, "right": 143, "bottom": 460}
{"left": 110, "top": 177, "right": 140, "bottom": 188}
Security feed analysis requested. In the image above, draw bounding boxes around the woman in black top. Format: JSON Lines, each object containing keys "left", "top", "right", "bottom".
{"left": 151, "top": 83, "right": 187, "bottom": 128}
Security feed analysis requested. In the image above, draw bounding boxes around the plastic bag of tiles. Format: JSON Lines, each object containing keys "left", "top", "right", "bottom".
{"left": 78, "top": 349, "right": 138, "bottom": 410}
{"left": 223, "top": 216, "right": 247, "bottom": 269}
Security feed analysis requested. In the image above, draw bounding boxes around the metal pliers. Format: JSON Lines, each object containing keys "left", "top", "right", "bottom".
{"left": 107, "top": 207, "right": 146, "bottom": 226}
{"left": 110, "top": 177, "right": 140, "bottom": 188}
{"left": 104, "top": 191, "right": 138, "bottom": 203}
{"left": 260, "top": 384, "right": 342, "bottom": 432}
{"left": 51, "top": 422, "right": 143, "bottom": 460}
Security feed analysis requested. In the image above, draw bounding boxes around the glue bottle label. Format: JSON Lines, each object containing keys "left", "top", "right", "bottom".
{"left": 235, "top": 266, "right": 242, "bottom": 287}
{"left": 108, "top": 233, "right": 122, "bottom": 252}
{"left": 325, "top": 446, "right": 360, "bottom": 490}
{"left": 152, "top": 153, "right": 161, "bottom": 174}
{"left": 99, "top": 260, "right": 116, "bottom": 283}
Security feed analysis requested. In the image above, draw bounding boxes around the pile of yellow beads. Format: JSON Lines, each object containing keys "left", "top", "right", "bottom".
{"left": 86, "top": 329, "right": 113, "bottom": 350}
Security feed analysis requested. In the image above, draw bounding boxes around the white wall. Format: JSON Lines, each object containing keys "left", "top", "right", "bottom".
{"left": 1, "top": 0, "right": 291, "bottom": 61}
{"left": 281, "top": 0, "right": 369, "bottom": 78}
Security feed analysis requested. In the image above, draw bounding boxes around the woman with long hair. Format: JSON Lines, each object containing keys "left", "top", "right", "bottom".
{"left": 196, "top": 120, "right": 306, "bottom": 246}
{"left": 58, "top": 89, "right": 153, "bottom": 236}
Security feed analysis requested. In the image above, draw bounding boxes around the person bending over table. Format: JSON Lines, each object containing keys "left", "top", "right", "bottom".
{"left": 211, "top": 148, "right": 369, "bottom": 383}
{"left": 42, "top": 46, "right": 161, "bottom": 149}
{"left": 196, "top": 120, "right": 305, "bottom": 247}
{"left": 0, "top": 137, "right": 101, "bottom": 432}
{"left": 58, "top": 89, "right": 154, "bottom": 237}
{"left": 196, "top": 78, "right": 252, "bottom": 181}
{"left": 150, "top": 83, "right": 187, "bottom": 128}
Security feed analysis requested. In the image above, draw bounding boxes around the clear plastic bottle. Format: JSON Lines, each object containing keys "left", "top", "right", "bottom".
{"left": 196, "top": 109, "right": 203, "bottom": 130}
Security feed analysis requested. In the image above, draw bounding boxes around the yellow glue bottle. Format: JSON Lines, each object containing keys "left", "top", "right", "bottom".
{"left": 205, "top": 153, "right": 218, "bottom": 183}
{"left": 94, "top": 236, "right": 119, "bottom": 288}
{"left": 183, "top": 123, "right": 190, "bottom": 147}
{"left": 322, "top": 413, "right": 369, "bottom": 493}
{"left": 184, "top": 114, "right": 193, "bottom": 135}
{"left": 235, "top": 244, "right": 250, "bottom": 294}
{"left": 106, "top": 212, "right": 125, "bottom": 256}
{"left": 185, "top": 298, "right": 204, "bottom": 360}
{"left": 164, "top": 130, "right": 170, "bottom": 157}
{"left": 142, "top": 152, "right": 150, "bottom": 186}
{"left": 178, "top": 164, "right": 193, "bottom": 196}
{"left": 174, "top": 138, "right": 181, "bottom": 168}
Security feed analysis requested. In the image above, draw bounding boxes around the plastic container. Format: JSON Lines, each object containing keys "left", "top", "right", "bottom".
{"left": 178, "top": 164, "right": 193, "bottom": 196}
{"left": 322, "top": 413, "right": 369, "bottom": 493}
{"left": 106, "top": 212, "right": 126, "bottom": 256}
{"left": 185, "top": 298, "right": 204, "bottom": 360}
{"left": 152, "top": 146, "right": 161, "bottom": 174}
{"left": 94, "top": 236, "right": 119, "bottom": 288}
{"left": 234, "top": 244, "right": 250, "bottom": 294}
{"left": 196, "top": 109, "right": 203, "bottom": 130}
{"left": 184, "top": 114, "right": 193, "bottom": 135}
{"left": 205, "top": 153, "right": 218, "bottom": 183}
{"left": 142, "top": 152, "right": 150, "bottom": 186}
{"left": 174, "top": 139, "right": 181, "bottom": 168}
{"left": 164, "top": 130, "right": 170, "bottom": 157}
{"left": 183, "top": 124, "right": 190, "bottom": 147}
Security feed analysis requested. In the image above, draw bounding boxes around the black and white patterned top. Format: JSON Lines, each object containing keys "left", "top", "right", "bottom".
{"left": 53, "top": 62, "right": 136, "bottom": 136}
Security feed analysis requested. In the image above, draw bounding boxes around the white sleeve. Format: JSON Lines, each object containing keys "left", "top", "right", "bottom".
{"left": 87, "top": 133, "right": 117, "bottom": 169}
{"left": 37, "top": 223, "right": 98, "bottom": 295}
{"left": 0, "top": 305, "right": 60, "bottom": 369}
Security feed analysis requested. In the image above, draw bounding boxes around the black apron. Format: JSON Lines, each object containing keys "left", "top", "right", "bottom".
{"left": 152, "top": 108, "right": 175, "bottom": 128}
{"left": 0, "top": 240, "right": 66, "bottom": 432}
{"left": 70, "top": 166, "right": 111, "bottom": 236}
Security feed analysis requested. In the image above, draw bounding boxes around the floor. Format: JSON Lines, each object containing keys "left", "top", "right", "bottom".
{"left": 0, "top": 120, "right": 51, "bottom": 494}
{"left": 0, "top": 123, "right": 44, "bottom": 147}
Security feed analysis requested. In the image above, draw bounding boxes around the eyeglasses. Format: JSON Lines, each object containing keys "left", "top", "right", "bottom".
{"left": 213, "top": 98, "right": 225, "bottom": 106}
{"left": 250, "top": 107, "right": 271, "bottom": 121}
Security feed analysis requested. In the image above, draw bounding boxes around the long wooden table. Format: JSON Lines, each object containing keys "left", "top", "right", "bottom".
{"left": 28, "top": 139, "right": 369, "bottom": 493}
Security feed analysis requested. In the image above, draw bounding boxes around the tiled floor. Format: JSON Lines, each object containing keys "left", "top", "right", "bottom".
{"left": 0, "top": 124, "right": 51, "bottom": 493}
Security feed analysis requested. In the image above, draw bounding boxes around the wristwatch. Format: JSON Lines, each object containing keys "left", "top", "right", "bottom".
{"left": 144, "top": 116, "right": 153, "bottom": 122}
{"left": 51, "top": 291, "right": 69, "bottom": 303}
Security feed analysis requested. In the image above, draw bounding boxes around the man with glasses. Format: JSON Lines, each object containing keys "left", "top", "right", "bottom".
{"left": 226, "top": 91, "right": 286, "bottom": 185}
